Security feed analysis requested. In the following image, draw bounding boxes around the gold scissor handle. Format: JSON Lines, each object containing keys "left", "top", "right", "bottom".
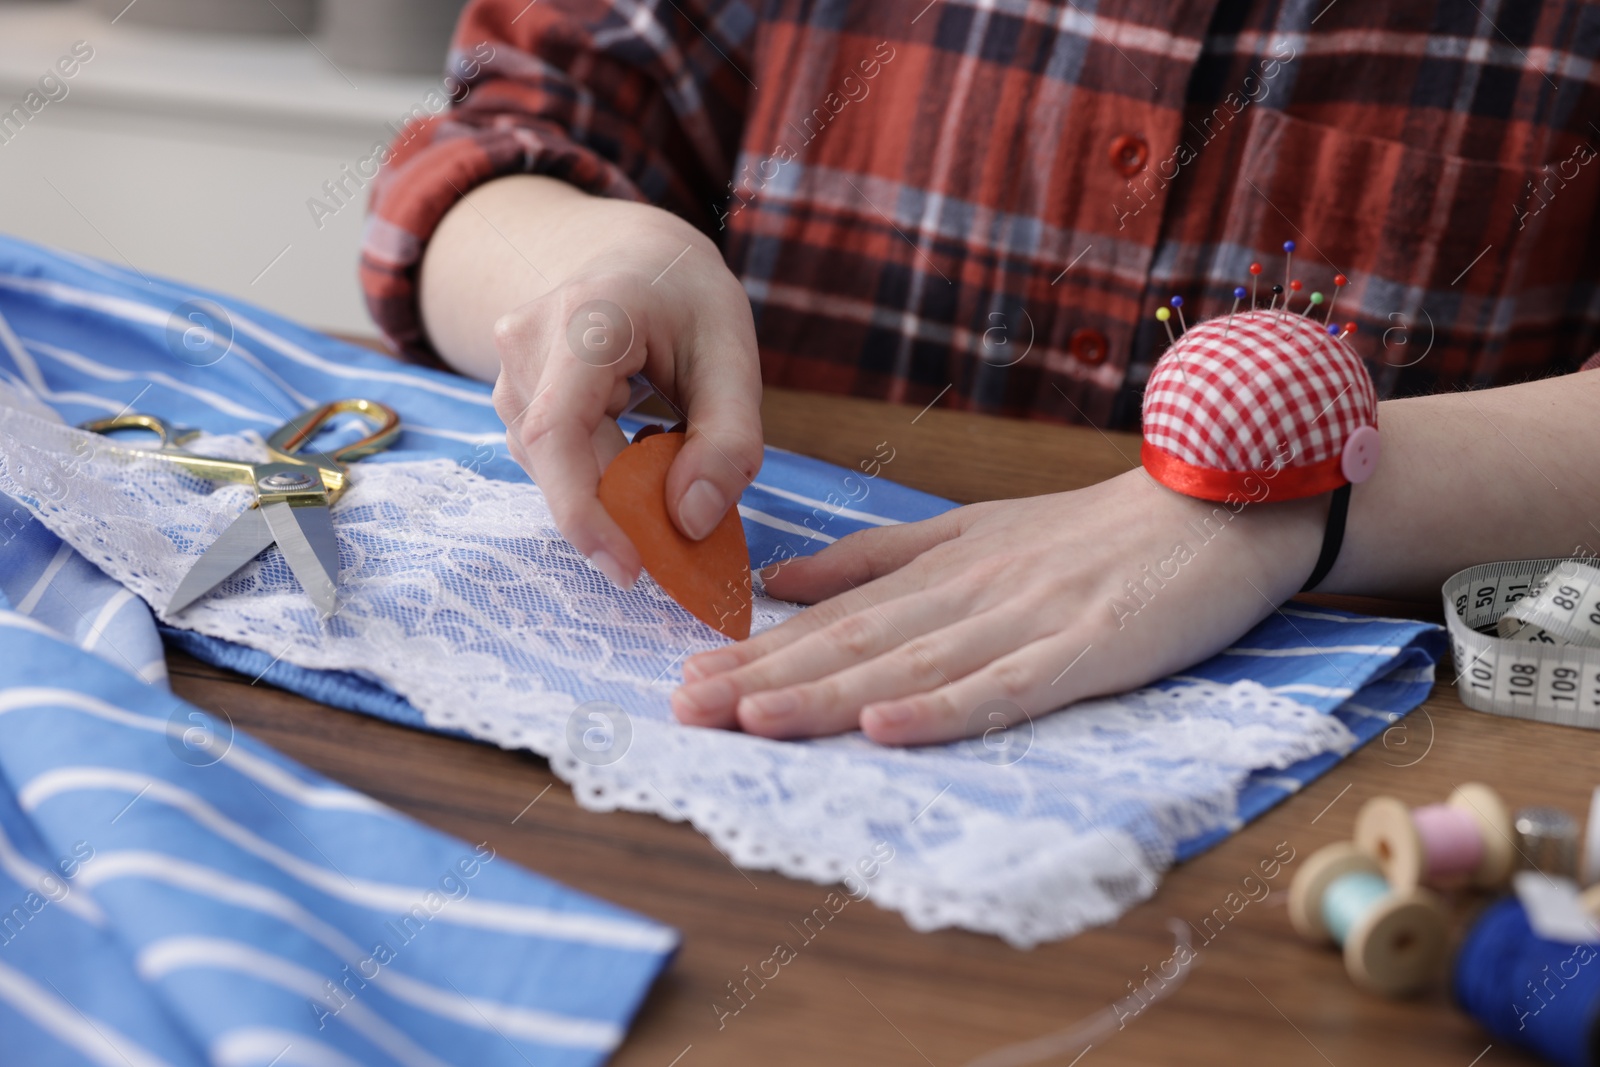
{"left": 78, "top": 413, "right": 260, "bottom": 485}
{"left": 266, "top": 399, "right": 402, "bottom": 468}
{"left": 79, "top": 412, "right": 194, "bottom": 447}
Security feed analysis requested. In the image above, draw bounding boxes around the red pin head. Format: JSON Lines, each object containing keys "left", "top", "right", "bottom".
{"left": 1334, "top": 274, "right": 1348, "bottom": 288}
{"left": 1289, "top": 279, "right": 1303, "bottom": 292}
{"left": 1249, "top": 263, "right": 1262, "bottom": 275}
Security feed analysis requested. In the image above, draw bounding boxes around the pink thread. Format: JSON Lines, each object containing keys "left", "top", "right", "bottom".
{"left": 1413, "top": 804, "right": 1484, "bottom": 881}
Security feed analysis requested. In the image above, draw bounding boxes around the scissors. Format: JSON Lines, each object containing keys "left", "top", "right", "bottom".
{"left": 81, "top": 399, "right": 401, "bottom": 618}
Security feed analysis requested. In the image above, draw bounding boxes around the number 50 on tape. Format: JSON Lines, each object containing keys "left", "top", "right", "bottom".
{"left": 1445, "top": 558, "right": 1600, "bottom": 726}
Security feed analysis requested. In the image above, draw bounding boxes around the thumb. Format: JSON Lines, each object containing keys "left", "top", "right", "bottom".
{"left": 663, "top": 320, "right": 765, "bottom": 541}
{"left": 761, "top": 510, "right": 965, "bottom": 603}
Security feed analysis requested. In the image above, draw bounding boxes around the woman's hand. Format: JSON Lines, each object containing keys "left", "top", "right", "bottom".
{"left": 421, "top": 176, "right": 763, "bottom": 590}
{"left": 670, "top": 468, "right": 1327, "bottom": 744}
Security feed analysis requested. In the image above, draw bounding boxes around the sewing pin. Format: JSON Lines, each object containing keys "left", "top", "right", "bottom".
{"left": 1325, "top": 274, "right": 1348, "bottom": 324}
{"left": 1338, "top": 320, "right": 1358, "bottom": 340}
{"left": 1282, "top": 240, "right": 1296, "bottom": 292}
{"left": 1224, "top": 286, "right": 1246, "bottom": 338}
{"left": 1305, "top": 291, "right": 1324, "bottom": 318}
{"left": 1156, "top": 306, "right": 1175, "bottom": 346}
{"left": 1268, "top": 284, "right": 1284, "bottom": 313}
{"left": 1170, "top": 295, "right": 1186, "bottom": 333}
{"left": 1249, "top": 262, "right": 1262, "bottom": 309}
{"left": 1282, "top": 279, "right": 1302, "bottom": 327}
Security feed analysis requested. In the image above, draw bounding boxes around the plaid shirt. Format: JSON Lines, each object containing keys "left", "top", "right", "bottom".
{"left": 360, "top": 0, "right": 1600, "bottom": 430}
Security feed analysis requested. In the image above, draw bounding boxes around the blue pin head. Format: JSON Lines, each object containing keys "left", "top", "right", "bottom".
{"left": 1170, "top": 295, "right": 1183, "bottom": 308}
{"left": 1233, "top": 286, "right": 1247, "bottom": 299}
{"left": 1327, "top": 323, "right": 1340, "bottom": 336}
{"left": 1284, "top": 240, "right": 1297, "bottom": 254}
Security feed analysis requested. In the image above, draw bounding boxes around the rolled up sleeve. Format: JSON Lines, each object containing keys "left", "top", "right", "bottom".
{"left": 360, "top": 0, "right": 753, "bottom": 357}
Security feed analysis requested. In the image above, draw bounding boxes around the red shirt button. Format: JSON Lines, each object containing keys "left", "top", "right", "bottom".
{"left": 1108, "top": 134, "right": 1148, "bottom": 177}
{"left": 1070, "top": 328, "right": 1108, "bottom": 365}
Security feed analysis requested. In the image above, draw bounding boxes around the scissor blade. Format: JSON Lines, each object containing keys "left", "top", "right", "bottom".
{"left": 261, "top": 500, "right": 340, "bottom": 618}
{"left": 167, "top": 508, "right": 274, "bottom": 615}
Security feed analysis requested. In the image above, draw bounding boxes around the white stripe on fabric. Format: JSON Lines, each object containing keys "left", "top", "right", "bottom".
{"left": 0, "top": 959, "right": 174, "bottom": 1067}
{"left": 15, "top": 543, "right": 73, "bottom": 615}
{"left": 81, "top": 852, "right": 622, "bottom": 1049}
{"left": 736, "top": 506, "right": 837, "bottom": 544}
{"left": 20, "top": 768, "right": 674, "bottom": 952}
{"left": 0, "top": 688, "right": 389, "bottom": 815}
{"left": 0, "top": 369, "right": 125, "bottom": 414}
{"left": 212, "top": 1028, "right": 365, "bottom": 1067}
{"left": 136, "top": 659, "right": 169, "bottom": 686}
{"left": 1270, "top": 684, "right": 1356, "bottom": 698}
{"left": 1339, "top": 702, "right": 1400, "bottom": 722}
{"left": 230, "top": 314, "right": 494, "bottom": 408}
{"left": 1223, "top": 644, "right": 1403, "bottom": 657}
{"left": 80, "top": 588, "right": 137, "bottom": 654}
{"left": 1277, "top": 606, "right": 1419, "bottom": 625}
{"left": 0, "top": 610, "right": 61, "bottom": 638}
{"left": 748, "top": 482, "right": 902, "bottom": 527}
{"left": 1254, "top": 776, "right": 1304, "bottom": 793}
{"left": 0, "top": 298, "right": 30, "bottom": 368}
{"left": 27, "top": 340, "right": 281, "bottom": 425}
{"left": 0, "top": 820, "right": 104, "bottom": 924}
{"left": 137, "top": 938, "right": 451, "bottom": 1067}
{"left": 0, "top": 274, "right": 498, "bottom": 437}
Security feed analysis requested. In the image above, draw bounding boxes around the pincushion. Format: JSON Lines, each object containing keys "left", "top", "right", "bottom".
{"left": 1141, "top": 286, "right": 1378, "bottom": 504}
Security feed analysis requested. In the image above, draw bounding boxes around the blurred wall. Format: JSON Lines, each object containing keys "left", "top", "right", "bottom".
{"left": 0, "top": 1, "right": 450, "bottom": 336}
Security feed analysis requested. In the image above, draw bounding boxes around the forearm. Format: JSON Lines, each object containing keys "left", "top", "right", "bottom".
{"left": 1323, "top": 370, "right": 1600, "bottom": 599}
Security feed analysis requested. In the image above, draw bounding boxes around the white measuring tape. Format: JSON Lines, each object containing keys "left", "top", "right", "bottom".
{"left": 1445, "top": 558, "right": 1600, "bottom": 727}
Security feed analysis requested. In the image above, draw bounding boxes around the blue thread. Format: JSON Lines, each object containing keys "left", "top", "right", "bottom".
{"left": 1321, "top": 871, "right": 1389, "bottom": 944}
{"left": 1455, "top": 897, "right": 1600, "bottom": 1067}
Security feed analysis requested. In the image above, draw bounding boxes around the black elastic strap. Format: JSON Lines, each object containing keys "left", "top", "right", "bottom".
{"left": 1300, "top": 483, "right": 1352, "bottom": 593}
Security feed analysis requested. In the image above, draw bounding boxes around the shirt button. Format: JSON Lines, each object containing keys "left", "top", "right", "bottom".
{"left": 1108, "top": 134, "right": 1148, "bottom": 177}
{"left": 1070, "top": 328, "right": 1108, "bottom": 365}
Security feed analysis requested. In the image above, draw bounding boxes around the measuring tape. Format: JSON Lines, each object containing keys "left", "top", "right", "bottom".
{"left": 1445, "top": 558, "right": 1600, "bottom": 727}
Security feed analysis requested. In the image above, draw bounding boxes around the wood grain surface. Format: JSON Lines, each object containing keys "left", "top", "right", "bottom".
{"left": 164, "top": 382, "right": 1569, "bottom": 1067}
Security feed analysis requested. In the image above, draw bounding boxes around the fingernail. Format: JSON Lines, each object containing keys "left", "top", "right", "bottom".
{"left": 866, "top": 703, "right": 913, "bottom": 728}
{"left": 744, "top": 689, "right": 799, "bottom": 723}
{"left": 684, "top": 651, "right": 739, "bottom": 681}
{"left": 677, "top": 479, "right": 724, "bottom": 541}
{"left": 591, "top": 550, "right": 635, "bottom": 591}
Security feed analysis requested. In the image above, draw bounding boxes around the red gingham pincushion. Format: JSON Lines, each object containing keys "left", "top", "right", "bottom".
{"left": 1141, "top": 308, "right": 1379, "bottom": 502}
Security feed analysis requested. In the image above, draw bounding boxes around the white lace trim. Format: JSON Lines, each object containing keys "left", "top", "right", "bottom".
{"left": 0, "top": 384, "right": 1356, "bottom": 947}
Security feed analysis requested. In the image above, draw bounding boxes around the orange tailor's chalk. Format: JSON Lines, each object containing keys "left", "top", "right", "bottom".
{"left": 597, "top": 432, "right": 753, "bottom": 640}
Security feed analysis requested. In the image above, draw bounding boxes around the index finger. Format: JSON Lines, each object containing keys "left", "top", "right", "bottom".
{"left": 509, "top": 346, "right": 643, "bottom": 587}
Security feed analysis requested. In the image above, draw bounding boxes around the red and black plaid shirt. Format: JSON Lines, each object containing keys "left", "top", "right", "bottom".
{"left": 360, "top": 0, "right": 1600, "bottom": 430}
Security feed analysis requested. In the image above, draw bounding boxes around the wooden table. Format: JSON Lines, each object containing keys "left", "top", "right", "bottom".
{"left": 168, "top": 386, "right": 1571, "bottom": 1067}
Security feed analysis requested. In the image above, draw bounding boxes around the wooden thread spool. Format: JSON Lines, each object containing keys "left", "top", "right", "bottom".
{"left": 1288, "top": 842, "right": 1448, "bottom": 997}
{"left": 1354, "top": 783, "right": 1514, "bottom": 892}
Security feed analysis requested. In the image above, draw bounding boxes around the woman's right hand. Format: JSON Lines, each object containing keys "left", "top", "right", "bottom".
{"left": 457, "top": 187, "right": 764, "bottom": 590}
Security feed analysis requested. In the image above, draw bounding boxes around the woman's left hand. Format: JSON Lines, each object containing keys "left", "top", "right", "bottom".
{"left": 669, "top": 467, "right": 1326, "bottom": 745}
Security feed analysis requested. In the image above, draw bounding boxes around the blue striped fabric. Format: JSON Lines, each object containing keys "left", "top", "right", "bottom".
{"left": 0, "top": 604, "right": 676, "bottom": 1066}
{"left": 0, "top": 234, "right": 1446, "bottom": 918}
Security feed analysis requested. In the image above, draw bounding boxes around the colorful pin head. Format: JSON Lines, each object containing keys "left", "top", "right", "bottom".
{"left": 1234, "top": 286, "right": 1247, "bottom": 300}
